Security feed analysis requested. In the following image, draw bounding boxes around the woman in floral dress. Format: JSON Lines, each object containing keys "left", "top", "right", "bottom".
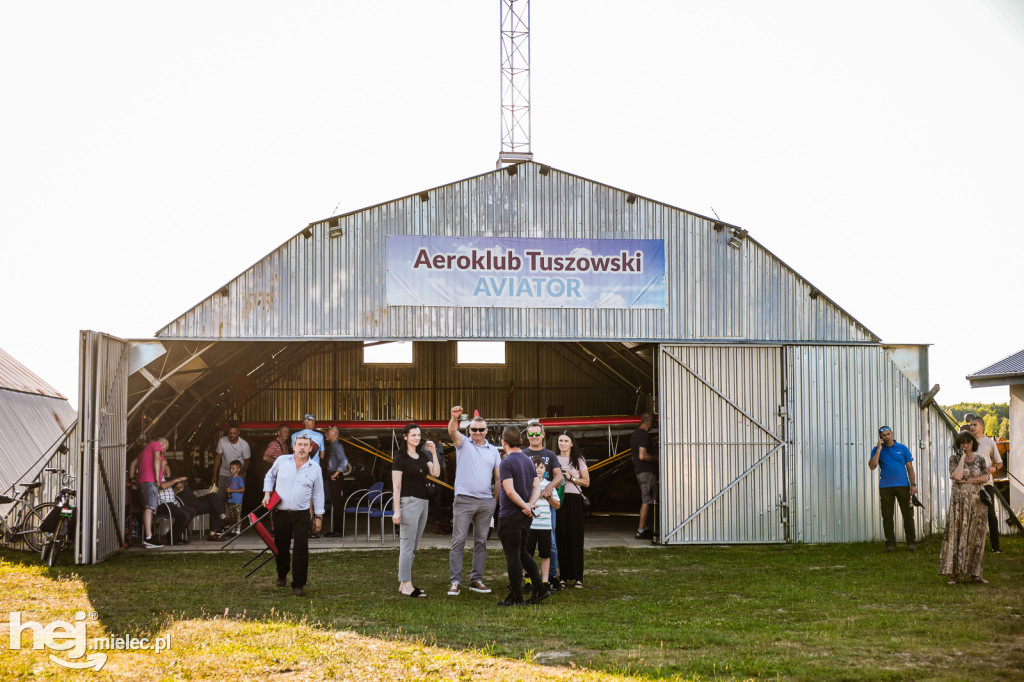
{"left": 938, "top": 431, "right": 991, "bottom": 585}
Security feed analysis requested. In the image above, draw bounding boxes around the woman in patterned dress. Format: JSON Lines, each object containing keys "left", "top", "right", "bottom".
{"left": 938, "top": 431, "right": 990, "bottom": 585}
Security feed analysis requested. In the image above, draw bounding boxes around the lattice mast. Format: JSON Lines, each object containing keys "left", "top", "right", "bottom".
{"left": 497, "top": 0, "right": 533, "bottom": 167}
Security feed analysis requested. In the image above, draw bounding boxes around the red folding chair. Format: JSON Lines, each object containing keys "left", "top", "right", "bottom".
{"left": 221, "top": 491, "right": 280, "bottom": 550}
{"left": 241, "top": 512, "right": 279, "bottom": 577}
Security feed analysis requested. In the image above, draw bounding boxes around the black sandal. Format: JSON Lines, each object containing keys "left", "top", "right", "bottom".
{"left": 406, "top": 587, "right": 427, "bottom": 598}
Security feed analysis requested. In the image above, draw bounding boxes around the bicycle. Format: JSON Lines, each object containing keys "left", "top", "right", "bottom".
{"left": 38, "top": 470, "right": 77, "bottom": 566}
{"left": 0, "top": 473, "right": 52, "bottom": 553}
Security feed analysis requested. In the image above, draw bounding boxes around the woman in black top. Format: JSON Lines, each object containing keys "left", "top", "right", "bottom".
{"left": 392, "top": 422, "right": 440, "bottom": 597}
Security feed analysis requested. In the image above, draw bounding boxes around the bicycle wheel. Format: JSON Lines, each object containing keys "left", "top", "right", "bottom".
{"left": 21, "top": 503, "right": 56, "bottom": 553}
{"left": 48, "top": 518, "right": 66, "bottom": 567}
{"left": 56, "top": 512, "right": 74, "bottom": 553}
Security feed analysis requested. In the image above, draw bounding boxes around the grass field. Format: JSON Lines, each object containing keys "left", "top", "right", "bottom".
{"left": 1, "top": 535, "right": 1022, "bottom": 681}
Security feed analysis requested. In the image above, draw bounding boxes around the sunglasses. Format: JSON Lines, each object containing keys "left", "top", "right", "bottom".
{"left": 526, "top": 431, "right": 543, "bottom": 437}
{"left": 469, "top": 427, "right": 487, "bottom": 433}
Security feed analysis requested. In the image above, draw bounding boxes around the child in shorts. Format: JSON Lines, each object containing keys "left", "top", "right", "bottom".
{"left": 226, "top": 460, "right": 245, "bottom": 533}
{"left": 527, "top": 455, "right": 561, "bottom": 586}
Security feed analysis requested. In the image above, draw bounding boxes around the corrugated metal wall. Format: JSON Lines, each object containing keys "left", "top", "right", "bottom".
{"left": 786, "top": 345, "right": 959, "bottom": 543}
{"left": 659, "top": 345, "right": 789, "bottom": 544}
{"left": 655, "top": 346, "right": 790, "bottom": 540}
{"left": 157, "top": 163, "right": 878, "bottom": 345}
{"left": 656, "top": 343, "right": 963, "bottom": 545}
{"left": 77, "top": 331, "right": 128, "bottom": 564}
{"left": 241, "top": 341, "right": 639, "bottom": 423}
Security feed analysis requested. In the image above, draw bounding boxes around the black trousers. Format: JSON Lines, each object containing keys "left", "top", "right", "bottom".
{"left": 273, "top": 509, "right": 311, "bottom": 588}
{"left": 185, "top": 492, "right": 226, "bottom": 532}
{"left": 984, "top": 484, "right": 1001, "bottom": 551}
{"left": 497, "top": 512, "right": 541, "bottom": 602}
{"left": 555, "top": 494, "right": 586, "bottom": 581}
{"left": 162, "top": 503, "right": 195, "bottom": 541}
{"left": 879, "top": 486, "right": 916, "bottom": 546}
{"left": 329, "top": 477, "right": 345, "bottom": 533}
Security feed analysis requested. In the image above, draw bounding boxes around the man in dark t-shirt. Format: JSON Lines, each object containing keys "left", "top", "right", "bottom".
{"left": 631, "top": 413, "right": 658, "bottom": 540}
{"left": 523, "top": 418, "right": 563, "bottom": 586}
{"left": 496, "top": 426, "right": 549, "bottom": 607}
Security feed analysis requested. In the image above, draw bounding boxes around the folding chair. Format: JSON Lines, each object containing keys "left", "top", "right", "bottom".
{"left": 367, "top": 494, "right": 397, "bottom": 543}
{"left": 152, "top": 501, "right": 178, "bottom": 546}
{"left": 341, "top": 481, "right": 384, "bottom": 539}
{"left": 221, "top": 491, "right": 280, "bottom": 550}
{"left": 241, "top": 512, "right": 279, "bottom": 578}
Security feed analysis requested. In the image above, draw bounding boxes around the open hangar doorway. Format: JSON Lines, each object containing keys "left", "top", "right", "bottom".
{"left": 79, "top": 333, "right": 659, "bottom": 562}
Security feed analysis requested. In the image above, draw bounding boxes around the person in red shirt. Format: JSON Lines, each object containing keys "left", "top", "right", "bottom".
{"left": 128, "top": 438, "right": 169, "bottom": 548}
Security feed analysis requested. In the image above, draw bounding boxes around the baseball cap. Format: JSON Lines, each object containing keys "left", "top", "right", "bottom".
{"left": 303, "top": 413, "right": 316, "bottom": 421}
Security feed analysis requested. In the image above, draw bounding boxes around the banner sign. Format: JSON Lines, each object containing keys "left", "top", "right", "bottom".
{"left": 386, "top": 236, "right": 665, "bottom": 309}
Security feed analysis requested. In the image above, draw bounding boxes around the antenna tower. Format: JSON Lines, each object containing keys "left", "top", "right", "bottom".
{"left": 497, "top": 0, "right": 533, "bottom": 167}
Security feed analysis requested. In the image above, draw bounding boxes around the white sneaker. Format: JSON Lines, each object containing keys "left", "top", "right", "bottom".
{"left": 142, "top": 537, "right": 163, "bottom": 548}
{"left": 447, "top": 582, "right": 461, "bottom": 596}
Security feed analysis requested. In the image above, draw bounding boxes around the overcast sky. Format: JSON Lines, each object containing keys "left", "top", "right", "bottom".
{"left": 2, "top": 1, "right": 1022, "bottom": 410}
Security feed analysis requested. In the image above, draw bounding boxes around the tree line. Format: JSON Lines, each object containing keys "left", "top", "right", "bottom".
{"left": 941, "top": 402, "right": 1009, "bottom": 439}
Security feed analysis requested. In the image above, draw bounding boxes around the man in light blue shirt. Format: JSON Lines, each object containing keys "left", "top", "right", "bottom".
{"left": 264, "top": 435, "right": 325, "bottom": 596}
{"left": 446, "top": 405, "right": 501, "bottom": 596}
{"left": 868, "top": 425, "right": 918, "bottom": 553}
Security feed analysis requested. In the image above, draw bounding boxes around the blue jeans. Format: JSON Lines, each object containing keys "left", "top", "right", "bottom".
{"left": 549, "top": 510, "right": 559, "bottom": 579}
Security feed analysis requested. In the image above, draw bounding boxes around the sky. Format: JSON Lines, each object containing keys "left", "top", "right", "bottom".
{"left": 1, "top": 1, "right": 1022, "bottom": 410}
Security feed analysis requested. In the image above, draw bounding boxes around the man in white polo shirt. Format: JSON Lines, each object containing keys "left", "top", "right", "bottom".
{"left": 212, "top": 421, "right": 251, "bottom": 505}
{"left": 968, "top": 414, "right": 1004, "bottom": 553}
{"left": 446, "top": 405, "right": 501, "bottom": 596}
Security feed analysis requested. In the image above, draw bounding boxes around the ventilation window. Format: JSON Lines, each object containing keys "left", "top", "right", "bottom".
{"left": 457, "top": 341, "right": 506, "bottom": 364}
{"left": 363, "top": 341, "right": 413, "bottom": 364}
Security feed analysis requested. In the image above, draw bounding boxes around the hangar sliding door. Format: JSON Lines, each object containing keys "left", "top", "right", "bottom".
{"left": 658, "top": 345, "right": 790, "bottom": 543}
{"left": 77, "top": 331, "right": 129, "bottom": 564}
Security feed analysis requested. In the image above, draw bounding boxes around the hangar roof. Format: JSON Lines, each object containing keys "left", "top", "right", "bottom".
{"left": 0, "top": 346, "right": 68, "bottom": 398}
{"left": 0, "top": 347, "right": 77, "bottom": 494}
{"left": 155, "top": 161, "right": 879, "bottom": 345}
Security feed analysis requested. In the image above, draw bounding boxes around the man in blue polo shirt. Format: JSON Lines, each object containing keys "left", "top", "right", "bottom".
{"left": 868, "top": 425, "right": 918, "bottom": 552}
